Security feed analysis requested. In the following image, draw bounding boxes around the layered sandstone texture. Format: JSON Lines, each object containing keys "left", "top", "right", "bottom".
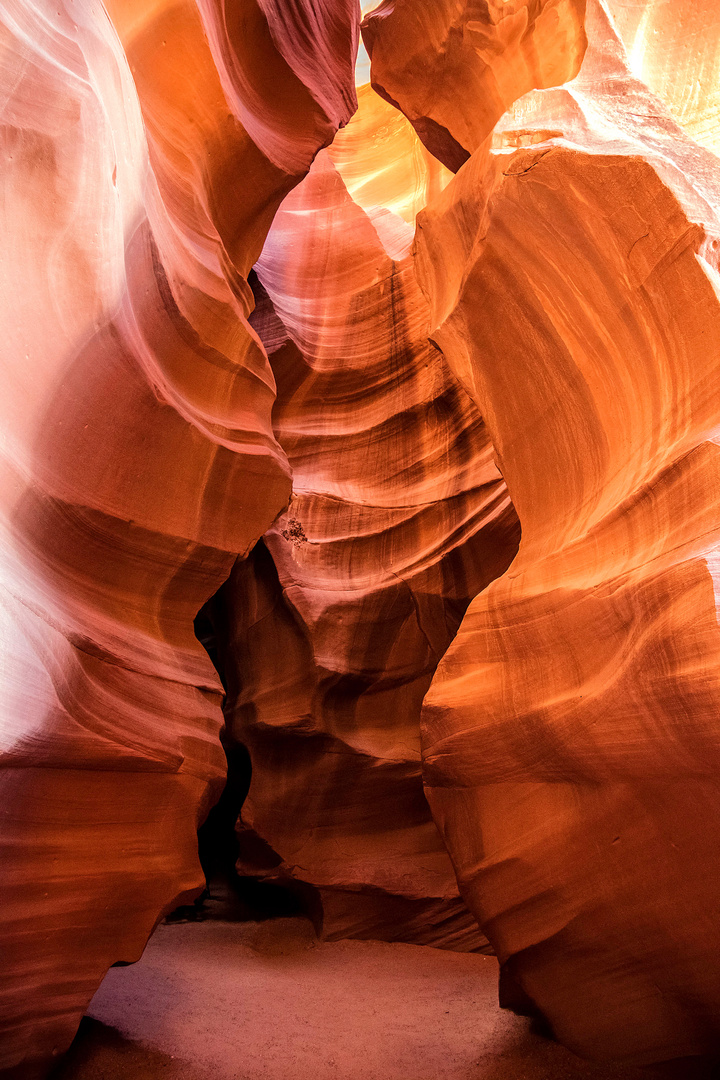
{"left": 606, "top": 0, "right": 720, "bottom": 157}
{"left": 4, "top": 0, "right": 720, "bottom": 1076}
{"left": 201, "top": 0, "right": 596, "bottom": 957}
{"left": 205, "top": 147, "right": 519, "bottom": 949}
{"left": 0, "top": 1, "right": 358, "bottom": 1075}
{"left": 403, "top": 0, "right": 720, "bottom": 1067}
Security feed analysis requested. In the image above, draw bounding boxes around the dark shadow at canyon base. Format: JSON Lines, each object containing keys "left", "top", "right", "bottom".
{"left": 52, "top": 1018, "right": 187, "bottom": 1079}
{"left": 161, "top": 605, "right": 320, "bottom": 929}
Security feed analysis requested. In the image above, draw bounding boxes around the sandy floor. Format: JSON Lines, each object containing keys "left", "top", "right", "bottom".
{"left": 53, "top": 915, "right": 719, "bottom": 1080}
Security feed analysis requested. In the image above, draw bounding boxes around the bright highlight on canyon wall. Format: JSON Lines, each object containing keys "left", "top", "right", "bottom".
{"left": 3, "top": 0, "right": 720, "bottom": 1075}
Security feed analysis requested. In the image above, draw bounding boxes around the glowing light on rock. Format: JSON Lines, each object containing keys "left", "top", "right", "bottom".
{"left": 4, "top": 0, "right": 720, "bottom": 1075}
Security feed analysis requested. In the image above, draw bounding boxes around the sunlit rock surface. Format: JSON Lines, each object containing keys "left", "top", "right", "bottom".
{"left": 418, "top": 0, "right": 720, "bottom": 1065}
{"left": 0, "top": 0, "right": 357, "bottom": 1075}
{"left": 606, "top": 0, "right": 720, "bottom": 157}
{"left": 328, "top": 83, "right": 453, "bottom": 228}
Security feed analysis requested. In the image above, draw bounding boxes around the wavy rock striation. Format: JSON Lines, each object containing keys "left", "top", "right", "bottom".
{"left": 199, "top": 0, "right": 598, "bottom": 957}
{"left": 5, "top": 0, "right": 720, "bottom": 1072}
{"left": 415, "top": 0, "right": 720, "bottom": 1065}
{"left": 0, "top": 1, "right": 357, "bottom": 1075}
{"left": 203, "top": 122, "right": 519, "bottom": 947}
{"left": 606, "top": 0, "right": 720, "bottom": 158}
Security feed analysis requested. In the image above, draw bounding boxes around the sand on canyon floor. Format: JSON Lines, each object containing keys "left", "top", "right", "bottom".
{"left": 53, "top": 914, "right": 718, "bottom": 1080}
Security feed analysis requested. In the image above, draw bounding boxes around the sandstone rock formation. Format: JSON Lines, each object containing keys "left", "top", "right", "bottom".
{"left": 415, "top": 0, "right": 720, "bottom": 1065}
{"left": 203, "top": 130, "right": 519, "bottom": 948}
{"left": 197, "top": 0, "right": 597, "bottom": 957}
{"left": 606, "top": 0, "right": 720, "bottom": 158}
{"left": 0, "top": 1, "right": 357, "bottom": 1075}
{"left": 362, "top": 0, "right": 588, "bottom": 170}
{"left": 4, "top": 0, "right": 720, "bottom": 1074}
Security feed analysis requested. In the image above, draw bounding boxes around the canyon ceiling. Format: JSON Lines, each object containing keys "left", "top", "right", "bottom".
{"left": 3, "top": 0, "right": 720, "bottom": 1075}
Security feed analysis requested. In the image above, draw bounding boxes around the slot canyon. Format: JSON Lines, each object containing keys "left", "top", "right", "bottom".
{"left": 3, "top": 0, "right": 720, "bottom": 1076}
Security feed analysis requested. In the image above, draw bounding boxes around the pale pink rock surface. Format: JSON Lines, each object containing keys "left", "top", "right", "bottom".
{"left": 0, "top": 1, "right": 357, "bottom": 1074}
{"left": 606, "top": 0, "right": 720, "bottom": 157}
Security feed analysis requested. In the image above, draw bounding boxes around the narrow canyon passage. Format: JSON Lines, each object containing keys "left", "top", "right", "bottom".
{"left": 50, "top": 755, "right": 720, "bottom": 1080}
{"left": 6, "top": 0, "right": 720, "bottom": 1075}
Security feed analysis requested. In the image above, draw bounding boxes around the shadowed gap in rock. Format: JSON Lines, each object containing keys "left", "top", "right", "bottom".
{"left": 164, "top": 588, "right": 320, "bottom": 925}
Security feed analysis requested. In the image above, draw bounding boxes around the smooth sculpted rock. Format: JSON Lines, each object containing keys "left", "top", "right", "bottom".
{"left": 606, "top": 0, "right": 720, "bottom": 158}
{"left": 416, "top": 0, "right": 720, "bottom": 1066}
{"left": 0, "top": 1, "right": 358, "bottom": 1075}
{"left": 7, "top": 0, "right": 720, "bottom": 1072}
{"left": 203, "top": 131, "right": 519, "bottom": 948}
{"left": 361, "top": 0, "right": 588, "bottom": 171}
{"left": 327, "top": 82, "right": 453, "bottom": 232}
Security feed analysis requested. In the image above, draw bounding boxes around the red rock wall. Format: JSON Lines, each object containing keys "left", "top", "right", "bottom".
{"left": 5, "top": 0, "right": 720, "bottom": 1072}
{"left": 362, "top": 0, "right": 588, "bottom": 170}
{"left": 0, "top": 1, "right": 357, "bottom": 1075}
{"left": 414, "top": 0, "right": 720, "bottom": 1065}
{"left": 204, "top": 138, "right": 519, "bottom": 949}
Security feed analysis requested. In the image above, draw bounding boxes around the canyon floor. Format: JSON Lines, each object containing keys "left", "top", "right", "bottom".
{"left": 53, "top": 897, "right": 718, "bottom": 1080}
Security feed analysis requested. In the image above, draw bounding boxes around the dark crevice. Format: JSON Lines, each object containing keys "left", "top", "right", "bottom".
{"left": 165, "top": 589, "right": 317, "bottom": 925}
